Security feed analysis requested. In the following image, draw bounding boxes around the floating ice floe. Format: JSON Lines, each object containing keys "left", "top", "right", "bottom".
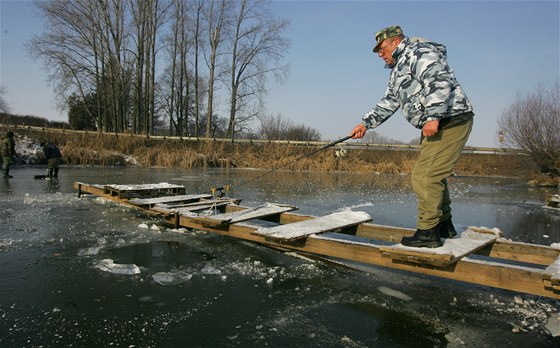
{"left": 201, "top": 264, "right": 222, "bottom": 275}
{"left": 23, "top": 193, "right": 34, "bottom": 204}
{"left": 77, "top": 246, "right": 104, "bottom": 256}
{"left": 545, "top": 313, "right": 560, "bottom": 337}
{"left": 152, "top": 271, "right": 193, "bottom": 285}
{"left": 138, "top": 223, "right": 160, "bottom": 231}
{"left": 0, "top": 239, "right": 14, "bottom": 248}
{"left": 377, "top": 286, "right": 412, "bottom": 301}
{"left": 94, "top": 259, "right": 140, "bottom": 275}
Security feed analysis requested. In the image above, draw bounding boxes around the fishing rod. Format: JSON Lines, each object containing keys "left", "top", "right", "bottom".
{"left": 211, "top": 134, "right": 354, "bottom": 196}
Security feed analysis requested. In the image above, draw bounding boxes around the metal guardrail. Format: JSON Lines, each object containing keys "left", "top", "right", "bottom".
{"left": 1, "top": 123, "right": 526, "bottom": 155}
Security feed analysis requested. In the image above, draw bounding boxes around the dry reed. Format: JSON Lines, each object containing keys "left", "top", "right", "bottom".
{"left": 11, "top": 127, "right": 536, "bottom": 178}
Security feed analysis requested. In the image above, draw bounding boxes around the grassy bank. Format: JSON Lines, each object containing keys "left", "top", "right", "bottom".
{"left": 8, "top": 126, "right": 537, "bottom": 178}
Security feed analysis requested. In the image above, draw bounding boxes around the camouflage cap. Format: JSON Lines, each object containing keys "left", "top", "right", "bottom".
{"left": 372, "top": 25, "right": 404, "bottom": 53}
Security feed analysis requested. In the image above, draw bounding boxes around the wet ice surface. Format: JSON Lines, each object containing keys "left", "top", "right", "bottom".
{"left": 1, "top": 166, "right": 559, "bottom": 347}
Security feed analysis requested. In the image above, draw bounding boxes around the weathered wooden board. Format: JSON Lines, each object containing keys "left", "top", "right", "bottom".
{"left": 252, "top": 211, "right": 372, "bottom": 242}
{"left": 543, "top": 256, "right": 560, "bottom": 290}
{"left": 104, "top": 183, "right": 186, "bottom": 198}
{"left": 152, "top": 201, "right": 232, "bottom": 215}
{"left": 190, "top": 203, "right": 297, "bottom": 228}
{"left": 379, "top": 226, "right": 502, "bottom": 267}
{"left": 128, "top": 193, "right": 213, "bottom": 207}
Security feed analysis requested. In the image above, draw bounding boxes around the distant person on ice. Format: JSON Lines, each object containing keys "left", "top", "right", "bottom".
{"left": 1, "top": 130, "right": 16, "bottom": 178}
{"left": 40, "top": 141, "right": 62, "bottom": 179}
{"left": 349, "top": 25, "right": 474, "bottom": 248}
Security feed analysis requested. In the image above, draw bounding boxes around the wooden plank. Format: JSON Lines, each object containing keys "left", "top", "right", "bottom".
{"left": 160, "top": 198, "right": 240, "bottom": 208}
{"left": 190, "top": 203, "right": 297, "bottom": 228}
{"left": 173, "top": 213, "right": 560, "bottom": 299}
{"left": 152, "top": 202, "right": 232, "bottom": 215}
{"left": 252, "top": 211, "right": 372, "bottom": 242}
{"left": 103, "top": 183, "right": 186, "bottom": 198}
{"left": 128, "top": 193, "right": 213, "bottom": 207}
{"left": 379, "top": 226, "right": 502, "bottom": 267}
{"left": 543, "top": 256, "right": 560, "bottom": 289}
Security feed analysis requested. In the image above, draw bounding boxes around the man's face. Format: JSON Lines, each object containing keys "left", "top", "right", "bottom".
{"left": 377, "top": 37, "right": 399, "bottom": 66}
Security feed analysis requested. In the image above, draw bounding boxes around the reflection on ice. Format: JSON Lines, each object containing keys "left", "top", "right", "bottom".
{"left": 94, "top": 259, "right": 141, "bottom": 274}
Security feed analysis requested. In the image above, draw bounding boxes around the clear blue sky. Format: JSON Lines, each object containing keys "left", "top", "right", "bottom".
{"left": 1, "top": 0, "right": 559, "bottom": 147}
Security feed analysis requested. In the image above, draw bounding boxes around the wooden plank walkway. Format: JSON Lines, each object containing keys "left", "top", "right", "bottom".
{"left": 152, "top": 201, "right": 233, "bottom": 215}
{"left": 72, "top": 181, "right": 560, "bottom": 299}
{"left": 252, "top": 211, "right": 372, "bottom": 242}
{"left": 128, "top": 194, "right": 213, "bottom": 207}
{"left": 103, "top": 183, "right": 186, "bottom": 198}
{"left": 379, "top": 227, "right": 502, "bottom": 267}
{"left": 190, "top": 203, "right": 297, "bottom": 228}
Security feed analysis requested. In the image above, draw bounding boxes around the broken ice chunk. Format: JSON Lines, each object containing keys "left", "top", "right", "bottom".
{"left": 152, "top": 271, "right": 193, "bottom": 285}
{"left": 94, "top": 259, "right": 140, "bottom": 275}
{"left": 77, "top": 246, "right": 103, "bottom": 256}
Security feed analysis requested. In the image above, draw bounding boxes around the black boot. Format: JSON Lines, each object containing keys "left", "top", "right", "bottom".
{"left": 401, "top": 226, "right": 443, "bottom": 248}
{"left": 3, "top": 169, "right": 12, "bottom": 178}
{"left": 439, "top": 218, "right": 457, "bottom": 238}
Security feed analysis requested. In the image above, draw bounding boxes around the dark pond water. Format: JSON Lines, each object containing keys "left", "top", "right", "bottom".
{"left": 1, "top": 166, "right": 559, "bottom": 347}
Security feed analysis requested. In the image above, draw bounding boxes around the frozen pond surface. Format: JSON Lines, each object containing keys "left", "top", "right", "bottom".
{"left": 1, "top": 166, "right": 559, "bottom": 347}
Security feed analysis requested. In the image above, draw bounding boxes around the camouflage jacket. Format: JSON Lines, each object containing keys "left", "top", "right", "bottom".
{"left": 362, "top": 37, "right": 473, "bottom": 130}
{"left": 0, "top": 136, "right": 15, "bottom": 157}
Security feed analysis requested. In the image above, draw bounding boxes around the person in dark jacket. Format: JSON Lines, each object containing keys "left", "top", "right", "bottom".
{"left": 1, "top": 131, "right": 16, "bottom": 178}
{"left": 40, "top": 142, "right": 62, "bottom": 179}
{"left": 350, "top": 25, "right": 474, "bottom": 248}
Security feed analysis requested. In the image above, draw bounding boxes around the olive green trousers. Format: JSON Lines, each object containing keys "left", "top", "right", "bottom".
{"left": 411, "top": 114, "right": 473, "bottom": 230}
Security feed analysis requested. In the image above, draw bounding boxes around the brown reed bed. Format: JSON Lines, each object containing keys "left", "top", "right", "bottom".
{"left": 12, "top": 127, "right": 536, "bottom": 178}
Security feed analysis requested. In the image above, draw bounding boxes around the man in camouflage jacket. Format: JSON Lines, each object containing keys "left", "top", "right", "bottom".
{"left": 350, "top": 26, "right": 474, "bottom": 248}
{"left": 1, "top": 131, "right": 16, "bottom": 178}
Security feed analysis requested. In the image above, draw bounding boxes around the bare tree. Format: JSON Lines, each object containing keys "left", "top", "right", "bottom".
{"left": 498, "top": 83, "right": 560, "bottom": 175}
{"left": 226, "top": 0, "right": 289, "bottom": 139}
{"left": 28, "top": 0, "right": 290, "bottom": 139}
{"left": 360, "top": 130, "right": 406, "bottom": 144}
{"left": 0, "top": 86, "right": 10, "bottom": 114}
{"left": 192, "top": 0, "right": 206, "bottom": 137}
{"left": 162, "top": 0, "right": 197, "bottom": 137}
{"left": 130, "top": 0, "right": 171, "bottom": 135}
{"left": 259, "top": 113, "right": 321, "bottom": 141}
{"left": 203, "top": 0, "right": 230, "bottom": 138}
{"left": 96, "top": 0, "right": 129, "bottom": 132}
{"left": 29, "top": 0, "right": 103, "bottom": 129}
